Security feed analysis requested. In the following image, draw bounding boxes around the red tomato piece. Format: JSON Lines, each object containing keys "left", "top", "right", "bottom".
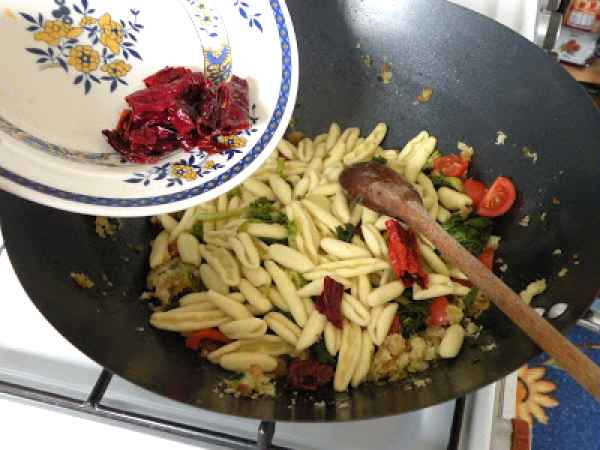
{"left": 477, "top": 176, "right": 517, "bottom": 217}
{"left": 428, "top": 297, "right": 449, "bottom": 326}
{"left": 185, "top": 328, "right": 231, "bottom": 350}
{"left": 463, "top": 178, "right": 487, "bottom": 208}
{"left": 479, "top": 247, "right": 495, "bottom": 270}
{"left": 433, "top": 154, "right": 469, "bottom": 177}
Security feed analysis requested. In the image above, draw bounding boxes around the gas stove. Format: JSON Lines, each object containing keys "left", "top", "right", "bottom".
{"left": 0, "top": 3, "right": 577, "bottom": 450}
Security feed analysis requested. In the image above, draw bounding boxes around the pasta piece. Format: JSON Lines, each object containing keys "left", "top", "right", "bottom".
{"left": 345, "top": 128, "right": 361, "bottom": 154}
{"left": 323, "top": 136, "right": 347, "bottom": 167}
{"left": 157, "top": 214, "right": 178, "bottom": 232}
{"left": 228, "top": 292, "right": 244, "bottom": 303}
{"left": 199, "top": 264, "right": 229, "bottom": 295}
{"left": 320, "top": 238, "right": 371, "bottom": 259}
{"left": 437, "top": 206, "right": 452, "bottom": 223}
{"left": 367, "top": 280, "right": 405, "bottom": 307}
{"left": 304, "top": 261, "right": 390, "bottom": 280}
{"left": 326, "top": 122, "right": 342, "bottom": 150}
{"left": 291, "top": 201, "right": 320, "bottom": 263}
{"left": 267, "top": 287, "right": 290, "bottom": 312}
{"left": 405, "top": 136, "right": 436, "bottom": 182}
{"left": 149, "top": 230, "right": 170, "bottom": 269}
{"left": 374, "top": 215, "right": 393, "bottom": 231}
{"left": 323, "top": 164, "right": 344, "bottom": 182}
{"left": 207, "top": 290, "right": 253, "bottom": 320}
{"left": 177, "top": 233, "right": 201, "bottom": 266}
{"left": 314, "top": 133, "right": 328, "bottom": 146}
{"left": 447, "top": 265, "right": 468, "bottom": 280}
{"left": 242, "top": 179, "right": 275, "bottom": 200}
{"left": 237, "top": 335, "right": 295, "bottom": 357}
{"left": 268, "top": 244, "right": 315, "bottom": 273}
{"left": 334, "top": 321, "right": 362, "bottom": 392}
{"left": 169, "top": 207, "right": 197, "bottom": 242}
{"left": 264, "top": 312, "right": 302, "bottom": 346}
{"left": 378, "top": 268, "right": 392, "bottom": 286}
{"left": 207, "top": 341, "right": 242, "bottom": 363}
{"left": 219, "top": 318, "right": 268, "bottom": 340}
{"left": 302, "top": 297, "right": 315, "bottom": 317}
{"left": 226, "top": 196, "right": 242, "bottom": 226}
{"left": 276, "top": 138, "right": 296, "bottom": 160}
{"left": 219, "top": 352, "right": 278, "bottom": 373}
{"left": 175, "top": 302, "right": 219, "bottom": 313}
{"left": 150, "top": 309, "right": 230, "bottom": 332}
{"left": 324, "top": 322, "right": 342, "bottom": 356}
{"left": 412, "top": 282, "right": 454, "bottom": 300}
{"left": 452, "top": 283, "right": 471, "bottom": 296}
{"left": 351, "top": 235, "right": 368, "bottom": 250}
{"left": 357, "top": 274, "right": 371, "bottom": 305}
{"left": 215, "top": 193, "right": 228, "bottom": 229}
{"left": 368, "top": 303, "right": 398, "bottom": 345}
{"left": 245, "top": 223, "right": 288, "bottom": 240}
{"left": 200, "top": 245, "right": 241, "bottom": 287}
{"left": 283, "top": 160, "right": 308, "bottom": 177}
{"left": 301, "top": 199, "right": 342, "bottom": 233}
{"left": 297, "top": 138, "right": 315, "bottom": 162}
{"left": 438, "top": 324, "right": 465, "bottom": 358}
{"left": 331, "top": 190, "right": 351, "bottom": 223}
{"left": 293, "top": 176, "right": 310, "bottom": 199}
{"left": 311, "top": 182, "right": 340, "bottom": 197}
{"left": 297, "top": 275, "right": 352, "bottom": 297}
{"left": 438, "top": 187, "right": 473, "bottom": 210}
{"left": 228, "top": 232, "right": 261, "bottom": 269}
{"left": 241, "top": 265, "right": 272, "bottom": 287}
{"left": 341, "top": 293, "right": 370, "bottom": 327}
{"left": 179, "top": 292, "right": 211, "bottom": 306}
{"left": 351, "top": 330, "right": 374, "bottom": 388}
{"left": 264, "top": 261, "right": 307, "bottom": 326}
{"left": 350, "top": 204, "right": 363, "bottom": 226}
{"left": 268, "top": 174, "right": 293, "bottom": 205}
{"left": 361, "top": 224, "right": 387, "bottom": 258}
{"left": 238, "top": 279, "right": 273, "bottom": 314}
{"left": 241, "top": 188, "right": 257, "bottom": 205}
{"left": 361, "top": 206, "right": 378, "bottom": 225}
{"left": 296, "top": 310, "right": 327, "bottom": 351}
{"left": 397, "top": 131, "right": 428, "bottom": 163}
{"left": 311, "top": 257, "right": 387, "bottom": 271}
{"left": 418, "top": 241, "right": 449, "bottom": 276}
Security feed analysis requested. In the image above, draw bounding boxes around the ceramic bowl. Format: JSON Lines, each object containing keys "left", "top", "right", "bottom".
{"left": 0, "top": 0, "right": 298, "bottom": 216}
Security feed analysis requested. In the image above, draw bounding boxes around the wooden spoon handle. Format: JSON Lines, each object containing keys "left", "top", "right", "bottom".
{"left": 401, "top": 202, "right": 600, "bottom": 401}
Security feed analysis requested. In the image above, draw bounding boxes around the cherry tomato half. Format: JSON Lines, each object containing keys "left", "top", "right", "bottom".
{"left": 428, "top": 297, "right": 449, "bottom": 326}
{"left": 463, "top": 178, "right": 487, "bottom": 208}
{"left": 477, "top": 176, "right": 516, "bottom": 217}
{"left": 478, "top": 247, "right": 495, "bottom": 270}
{"left": 433, "top": 154, "right": 469, "bottom": 178}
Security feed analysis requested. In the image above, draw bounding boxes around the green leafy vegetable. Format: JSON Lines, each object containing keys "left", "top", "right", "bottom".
{"left": 248, "top": 198, "right": 288, "bottom": 224}
{"left": 424, "top": 149, "right": 442, "bottom": 170}
{"left": 463, "top": 287, "right": 479, "bottom": 310}
{"left": 287, "top": 220, "right": 298, "bottom": 238}
{"left": 397, "top": 300, "right": 430, "bottom": 337}
{"left": 191, "top": 222, "right": 204, "bottom": 241}
{"left": 431, "top": 174, "right": 464, "bottom": 192}
{"left": 311, "top": 341, "right": 337, "bottom": 366}
{"left": 335, "top": 223, "right": 356, "bottom": 242}
{"left": 371, "top": 156, "right": 387, "bottom": 165}
{"left": 442, "top": 214, "right": 492, "bottom": 256}
{"left": 228, "top": 372, "right": 245, "bottom": 381}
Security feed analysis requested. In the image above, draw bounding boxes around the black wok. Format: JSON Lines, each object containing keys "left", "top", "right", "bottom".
{"left": 2, "top": 0, "right": 600, "bottom": 422}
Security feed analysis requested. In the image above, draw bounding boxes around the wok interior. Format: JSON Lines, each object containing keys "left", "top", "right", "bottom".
{"left": 3, "top": 0, "right": 600, "bottom": 421}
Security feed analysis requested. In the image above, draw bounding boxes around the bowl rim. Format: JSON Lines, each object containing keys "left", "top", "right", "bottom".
{"left": 0, "top": 0, "right": 299, "bottom": 217}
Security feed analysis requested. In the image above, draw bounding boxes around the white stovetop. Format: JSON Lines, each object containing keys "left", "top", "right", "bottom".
{"left": 0, "top": 3, "right": 537, "bottom": 449}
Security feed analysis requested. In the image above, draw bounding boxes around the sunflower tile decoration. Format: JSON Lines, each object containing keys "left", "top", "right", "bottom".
{"left": 516, "top": 325, "right": 600, "bottom": 450}
{"left": 20, "top": 0, "right": 143, "bottom": 94}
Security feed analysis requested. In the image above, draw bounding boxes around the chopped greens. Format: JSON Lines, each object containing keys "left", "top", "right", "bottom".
{"left": 248, "top": 198, "right": 288, "bottom": 224}
{"left": 335, "top": 223, "right": 356, "bottom": 242}
{"left": 424, "top": 149, "right": 442, "bottom": 170}
{"left": 191, "top": 222, "right": 204, "bottom": 241}
{"left": 397, "top": 300, "right": 430, "bottom": 337}
{"left": 463, "top": 287, "right": 479, "bottom": 310}
{"left": 371, "top": 155, "right": 387, "bottom": 165}
{"left": 287, "top": 220, "right": 298, "bottom": 238}
{"left": 431, "top": 174, "right": 464, "bottom": 192}
{"left": 442, "top": 214, "right": 492, "bottom": 256}
{"left": 311, "top": 341, "right": 337, "bottom": 365}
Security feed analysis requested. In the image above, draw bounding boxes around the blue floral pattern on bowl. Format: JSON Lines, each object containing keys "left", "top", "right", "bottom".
{"left": 21, "top": 0, "right": 144, "bottom": 94}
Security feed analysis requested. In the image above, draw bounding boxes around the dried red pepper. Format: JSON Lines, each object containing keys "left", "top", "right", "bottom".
{"left": 287, "top": 359, "right": 335, "bottom": 390}
{"left": 314, "top": 276, "right": 344, "bottom": 329}
{"left": 388, "top": 314, "right": 402, "bottom": 336}
{"left": 385, "top": 219, "right": 428, "bottom": 288}
{"left": 102, "top": 66, "right": 250, "bottom": 163}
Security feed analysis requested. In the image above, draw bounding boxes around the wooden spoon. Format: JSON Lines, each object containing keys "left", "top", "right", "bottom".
{"left": 340, "top": 162, "right": 600, "bottom": 401}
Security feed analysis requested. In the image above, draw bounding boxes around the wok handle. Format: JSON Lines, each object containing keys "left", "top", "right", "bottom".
{"left": 402, "top": 203, "right": 600, "bottom": 402}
